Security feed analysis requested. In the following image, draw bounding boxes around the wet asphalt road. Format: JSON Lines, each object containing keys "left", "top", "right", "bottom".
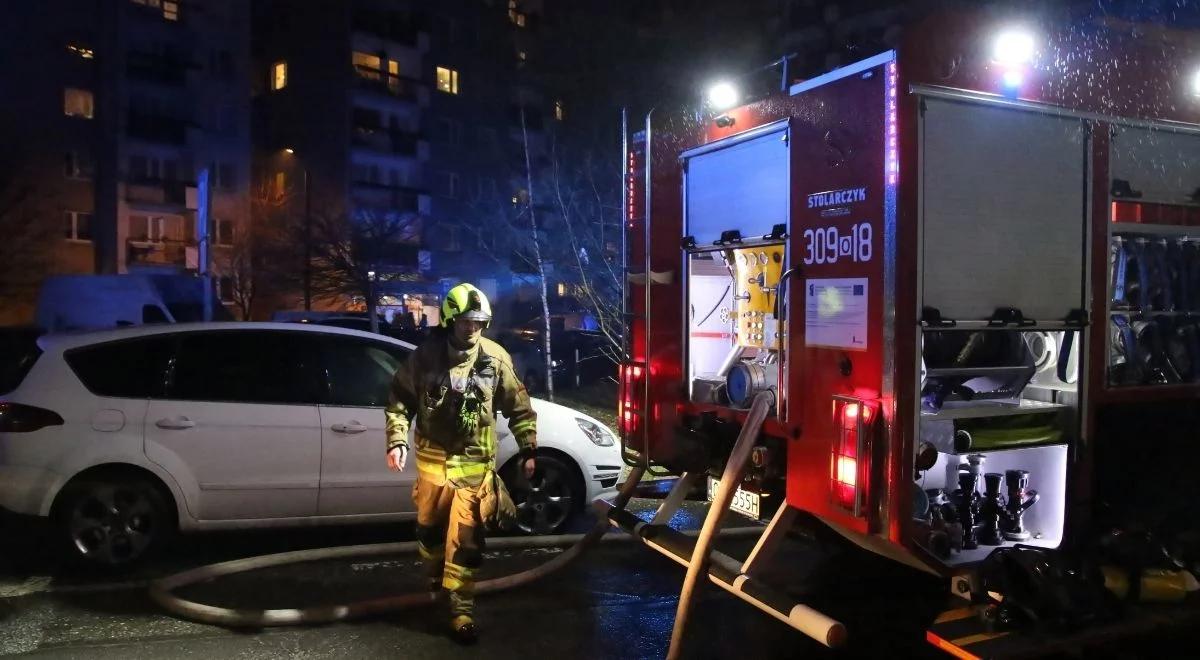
{"left": 7, "top": 497, "right": 1200, "bottom": 659}
{"left": 2, "top": 498, "right": 900, "bottom": 660}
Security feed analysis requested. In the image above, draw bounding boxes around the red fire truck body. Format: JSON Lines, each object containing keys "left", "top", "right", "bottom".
{"left": 620, "top": 6, "right": 1200, "bottom": 588}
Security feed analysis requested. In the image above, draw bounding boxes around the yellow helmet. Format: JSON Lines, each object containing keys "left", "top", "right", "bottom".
{"left": 442, "top": 283, "right": 492, "bottom": 328}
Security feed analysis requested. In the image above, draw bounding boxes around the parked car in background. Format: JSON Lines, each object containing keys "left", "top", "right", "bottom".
{"left": 273, "top": 312, "right": 429, "bottom": 346}
{"left": 500, "top": 329, "right": 617, "bottom": 394}
{"left": 0, "top": 323, "right": 623, "bottom": 568}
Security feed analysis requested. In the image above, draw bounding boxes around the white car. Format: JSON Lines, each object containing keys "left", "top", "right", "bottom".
{"left": 0, "top": 323, "right": 623, "bottom": 568}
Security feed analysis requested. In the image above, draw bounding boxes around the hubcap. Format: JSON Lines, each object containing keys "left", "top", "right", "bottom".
{"left": 68, "top": 485, "right": 156, "bottom": 565}
{"left": 512, "top": 465, "right": 573, "bottom": 534}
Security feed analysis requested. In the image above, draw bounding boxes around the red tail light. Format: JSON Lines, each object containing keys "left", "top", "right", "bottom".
{"left": 618, "top": 362, "right": 647, "bottom": 436}
{"left": 0, "top": 402, "right": 65, "bottom": 433}
{"left": 831, "top": 396, "right": 877, "bottom": 516}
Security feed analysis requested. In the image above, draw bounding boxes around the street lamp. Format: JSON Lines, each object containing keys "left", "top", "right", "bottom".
{"left": 284, "top": 147, "right": 312, "bottom": 311}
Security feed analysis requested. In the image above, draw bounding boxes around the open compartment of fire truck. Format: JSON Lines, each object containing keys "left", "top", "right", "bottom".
{"left": 909, "top": 93, "right": 1091, "bottom": 568}
{"left": 913, "top": 329, "right": 1078, "bottom": 566}
{"left": 1106, "top": 124, "right": 1200, "bottom": 389}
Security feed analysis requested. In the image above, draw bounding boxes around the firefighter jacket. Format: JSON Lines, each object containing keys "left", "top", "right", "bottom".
{"left": 386, "top": 334, "right": 537, "bottom": 488}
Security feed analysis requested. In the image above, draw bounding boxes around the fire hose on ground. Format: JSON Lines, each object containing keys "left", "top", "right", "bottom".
{"left": 148, "top": 467, "right": 761, "bottom": 635}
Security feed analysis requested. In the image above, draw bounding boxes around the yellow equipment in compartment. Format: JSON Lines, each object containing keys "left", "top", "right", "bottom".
{"left": 731, "top": 245, "right": 784, "bottom": 349}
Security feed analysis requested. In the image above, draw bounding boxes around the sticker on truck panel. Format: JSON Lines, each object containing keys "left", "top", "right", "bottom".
{"left": 805, "top": 278, "right": 869, "bottom": 351}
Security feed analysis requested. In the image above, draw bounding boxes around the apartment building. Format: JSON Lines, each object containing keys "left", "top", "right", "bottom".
{"left": 0, "top": 0, "right": 252, "bottom": 323}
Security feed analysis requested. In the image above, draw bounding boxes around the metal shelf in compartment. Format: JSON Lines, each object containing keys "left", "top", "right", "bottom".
{"left": 923, "top": 366, "right": 1033, "bottom": 379}
{"left": 1109, "top": 223, "right": 1200, "bottom": 237}
{"left": 920, "top": 398, "right": 1069, "bottom": 422}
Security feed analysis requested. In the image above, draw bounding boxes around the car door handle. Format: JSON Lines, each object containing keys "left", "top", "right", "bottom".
{"left": 155, "top": 417, "right": 196, "bottom": 430}
{"left": 331, "top": 422, "right": 367, "bottom": 434}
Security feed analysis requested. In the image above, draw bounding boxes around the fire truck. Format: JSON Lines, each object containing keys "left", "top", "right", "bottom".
{"left": 607, "top": 7, "right": 1200, "bottom": 658}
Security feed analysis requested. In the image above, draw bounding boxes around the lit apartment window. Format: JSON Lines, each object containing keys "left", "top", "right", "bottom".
{"left": 271, "top": 61, "right": 287, "bottom": 91}
{"left": 554, "top": 100, "right": 564, "bottom": 121}
{"left": 130, "top": 215, "right": 166, "bottom": 243}
{"left": 508, "top": 1, "right": 526, "bottom": 27}
{"left": 353, "top": 51, "right": 381, "bottom": 73}
{"left": 216, "top": 219, "right": 234, "bottom": 246}
{"left": 64, "top": 211, "right": 93, "bottom": 241}
{"left": 63, "top": 88, "right": 94, "bottom": 118}
{"left": 436, "top": 66, "right": 459, "bottom": 94}
{"left": 131, "top": 0, "right": 178, "bottom": 21}
{"left": 66, "top": 43, "right": 94, "bottom": 59}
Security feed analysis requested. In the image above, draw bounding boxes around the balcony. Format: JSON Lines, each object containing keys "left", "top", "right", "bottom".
{"left": 125, "top": 238, "right": 189, "bottom": 269}
{"left": 126, "top": 50, "right": 189, "bottom": 86}
{"left": 351, "top": 125, "right": 420, "bottom": 157}
{"left": 125, "top": 179, "right": 190, "bottom": 207}
{"left": 351, "top": 181, "right": 424, "bottom": 215}
{"left": 127, "top": 113, "right": 189, "bottom": 145}
{"left": 351, "top": 11, "right": 420, "bottom": 46}
{"left": 353, "top": 66, "right": 420, "bottom": 102}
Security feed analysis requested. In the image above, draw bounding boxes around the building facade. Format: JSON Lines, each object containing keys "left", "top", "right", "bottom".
{"left": 0, "top": 0, "right": 252, "bottom": 324}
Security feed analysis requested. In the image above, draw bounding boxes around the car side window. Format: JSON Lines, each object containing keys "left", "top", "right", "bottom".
{"left": 65, "top": 336, "right": 175, "bottom": 398}
{"left": 169, "top": 331, "right": 323, "bottom": 405}
{"left": 320, "top": 337, "right": 410, "bottom": 407}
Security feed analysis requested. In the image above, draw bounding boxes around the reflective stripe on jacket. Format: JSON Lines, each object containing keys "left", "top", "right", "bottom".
{"left": 386, "top": 334, "right": 536, "bottom": 486}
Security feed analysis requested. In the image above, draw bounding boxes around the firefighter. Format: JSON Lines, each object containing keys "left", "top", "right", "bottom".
{"left": 384, "top": 282, "right": 537, "bottom": 644}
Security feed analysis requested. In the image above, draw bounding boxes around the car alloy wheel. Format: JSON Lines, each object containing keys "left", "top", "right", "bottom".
{"left": 58, "top": 477, "right": 170, "bottom": 567}
{"left": 505, "top": 455, "right": 578, "bottom": 535}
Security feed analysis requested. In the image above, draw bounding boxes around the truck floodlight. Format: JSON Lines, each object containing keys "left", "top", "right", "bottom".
{"left": 1002, "top": 69, "right": 1024, "bottom": 89}
{"left": 992, "top": 29, "right": 1035, "bottom": 66}
{"left": 707, "top": 82, "right": 739, "bottom": 111}
{"left": 1192, "top": 69, "right": 1200, "bottom": 97}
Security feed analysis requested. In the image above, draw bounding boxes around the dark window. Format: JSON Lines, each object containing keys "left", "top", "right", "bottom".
{"left": 217, "top": 162, "right": 235, "bottom": 190}
{"left": 169, "top": 331, "right": 323, "bottom": 404}
{"left": 142, "top": 304, "right": 169, "bottom": 323}
{"left": 0, "top": 328, "right": 44, "bottom": 395}
{"left": 66, "top": 336, "right": 174, "bottom": 398}
{"left": 319, "top": 336, "right": 409, "bottom": 407}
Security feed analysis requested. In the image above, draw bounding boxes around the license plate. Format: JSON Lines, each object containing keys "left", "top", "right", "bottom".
{"left": 708, "top": 477, "right": 760, "bottom": 519}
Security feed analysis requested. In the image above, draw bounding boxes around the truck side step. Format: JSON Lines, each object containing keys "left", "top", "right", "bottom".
{"left": 601, "top": 502, "right": 847, "bottom": 648}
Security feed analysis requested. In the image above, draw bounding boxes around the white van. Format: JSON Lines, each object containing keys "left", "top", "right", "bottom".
{"left": 34, "top": 274, "right": 230, "bottom": 332}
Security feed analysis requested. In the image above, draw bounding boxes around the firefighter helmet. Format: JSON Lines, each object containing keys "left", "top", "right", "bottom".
{"left": 442, "top": 283, "right": 493, "bottom": 328}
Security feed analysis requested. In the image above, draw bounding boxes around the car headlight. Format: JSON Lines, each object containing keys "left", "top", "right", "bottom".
{"left": 575, "top": 417, "right": 615, "bottom": 447}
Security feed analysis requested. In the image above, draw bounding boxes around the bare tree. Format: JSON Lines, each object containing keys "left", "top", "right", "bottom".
{"left": 518, "top": 106, "right": 557, "bottom": 401}
{"left": 0, "top": 156, "right": 56, "bottom": 319}
{"left": 546, "top": 134, "right": 624, "bottom": 366}
{"left": 308, "top": 208, "right": 422, "bottom": 333}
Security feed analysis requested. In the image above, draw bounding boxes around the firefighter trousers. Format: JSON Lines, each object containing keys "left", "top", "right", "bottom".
{"left": 413, "top": 472, "right": 485, "bottom": 618}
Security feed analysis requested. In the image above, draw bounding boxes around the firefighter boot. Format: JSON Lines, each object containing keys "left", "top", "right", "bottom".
{"left": 449, "top": 614, "right": 478, "bottom": 645}
{"left": 444, "top": 562, "right": 478, "bottom": 644}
